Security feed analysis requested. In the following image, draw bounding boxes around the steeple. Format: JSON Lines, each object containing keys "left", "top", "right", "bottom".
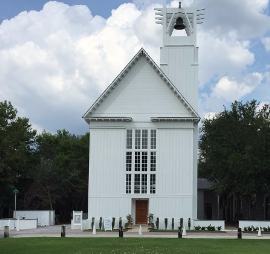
{"left": 155, "top": 1, "right": 204, "bottom": 111}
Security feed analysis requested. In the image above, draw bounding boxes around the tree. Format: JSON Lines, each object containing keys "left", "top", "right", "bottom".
{"left": 0, "top": 100, "right": 89, "bottom": 222}
{"left": 199, "top": 100, "right": 270, "bottom": 220}
{"left": 25, "top": 130, "right": 89, "bottom": 222}
{"left": 0, "top": 101, "right": 36, "bottom": 218}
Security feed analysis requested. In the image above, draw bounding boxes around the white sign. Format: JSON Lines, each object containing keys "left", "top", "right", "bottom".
{"left": 104, "top": 217, "right": 112, "bottom": 231}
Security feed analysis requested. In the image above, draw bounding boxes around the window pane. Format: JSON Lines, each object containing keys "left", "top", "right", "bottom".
{"left": 135, "top": 152, "right": 140, "bottom": 171}
{"left": 126, "top": 152, "right": 132, "bottom": 171}
{"left": 150, "top": 174, "right": 156, "bottom": 194}
{"left": 135, "top": 130, "right": 141, "bottom": 149}
{"left": 142, "top": 152, "right": 147, "bottom": 171}
{"left": 126, "top": 174, "right": 131, "bottom": 194}
{"left": 151, "top": 130, "right": 156, "bottom": 149}
{"left": 142, "top": 174, "right": 147, "bottom": 194}
{"left": 134, "top": 174, "right": 140, "bottom": 193}
{"left": 150, "top": 152, "right": 156, "bottom": 171}
{"left": 142, "top": 129, "right": 148, "bottom": 149}
{"left": 126, "top": 130, "right": 132, "bottom": 149}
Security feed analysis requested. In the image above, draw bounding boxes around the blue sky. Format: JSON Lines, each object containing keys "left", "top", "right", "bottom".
{"left": 0, "top": 0, "right": 133, "bottom": 21}
{"left": 0, "top": 0, "right": 270, "bottom": 134}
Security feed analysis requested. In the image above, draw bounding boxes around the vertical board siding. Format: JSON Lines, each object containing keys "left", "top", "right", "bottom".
{"left": 149, "top": 197, "right": 193, "bottom": 218}
{"left": 158, "top": 129, "right": 193, "bottom": 195}
{"left": 92, "top": 57, "right": 193, "bottom": 120}
{"left": 89, "top": 129, "right": 125, "bottom": 196}
{"left": 89, "top": 197, "right": 131, "bottom": 218}
{"left": 160, "top": 46, "right": 198, "bottom": 111}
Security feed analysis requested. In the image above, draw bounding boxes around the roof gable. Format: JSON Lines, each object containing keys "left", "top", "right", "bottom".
{"left": 83, "top": 48, "right": 200, "bottom": 123}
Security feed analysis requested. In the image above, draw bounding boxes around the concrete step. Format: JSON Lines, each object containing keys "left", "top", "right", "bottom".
{"left": 128, "top": 225, "right": 149, "bottom": 233}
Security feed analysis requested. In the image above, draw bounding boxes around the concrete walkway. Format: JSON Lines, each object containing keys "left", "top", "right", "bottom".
{"left": 1, "top": 225, "right": 270, "bottom": 239}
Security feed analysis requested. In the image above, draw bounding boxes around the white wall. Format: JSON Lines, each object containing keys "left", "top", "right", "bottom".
{"left": 87, "top": 123, "right": 197, "bottom": 221}
{"left": 239, "top": 220, "right": 270, "bottom": 229}
{"left": 88, "top": 128, "right": 125, "bottom": 197}
{"left": 160, "top": 46, "right": 198, "bottom": 111}
{"left": 0, "top": 219, "right": 37, "bottom": 231}
{"left": 91, "top": 57, "right": 195, "bottom": 122}
{"left": 155, "top": 128, "right": 196, "bottom": 218}
{"left": 14, "top": 210, "right": 55, "bottom": 226}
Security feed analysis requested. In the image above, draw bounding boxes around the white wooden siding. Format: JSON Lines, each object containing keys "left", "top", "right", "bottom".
{"left": 88, "top": 197, "right": 131, "bottom": 218}
{"left": 148, "top": 196, "right": 193, "bottom": 218}
{"left": 91, "top": 57, "right": 194, "bottom": 121}
{"left": 89, "top": 129, "right": 125, "bottom": 197}
{"left": 160, "top": 46, "right": 198, "bottom": 111}
{"left": 157, "top": 129, "right": 194, "bottom": 195}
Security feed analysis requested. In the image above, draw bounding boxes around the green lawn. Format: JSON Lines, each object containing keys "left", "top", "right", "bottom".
{"left": 0, "top": 237, "right": 269, "bottom": 254}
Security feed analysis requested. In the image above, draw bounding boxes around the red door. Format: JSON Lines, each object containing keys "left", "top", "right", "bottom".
{"left": 136, "top": 200, "right": 148, "bottom": 224}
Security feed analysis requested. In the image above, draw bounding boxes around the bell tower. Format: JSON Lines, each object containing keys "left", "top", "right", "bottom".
{"left": 155, "top": 1, "right": 204, "bottom": 111}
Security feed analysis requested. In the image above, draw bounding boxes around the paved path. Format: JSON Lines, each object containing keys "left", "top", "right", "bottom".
{"left": 1, "top": 225, "right": 270, "bottom": 239}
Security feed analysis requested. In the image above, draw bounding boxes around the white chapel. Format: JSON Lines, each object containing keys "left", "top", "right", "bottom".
{"left": 83, "top": 1, "right": 204, "bottom": 227}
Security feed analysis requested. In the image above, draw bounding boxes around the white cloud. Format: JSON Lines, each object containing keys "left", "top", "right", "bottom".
{"left": 0, "top": 1, "right": 162, "bottom": 134}
{"left": 198, "top": 30, "right": 254, "bottom": 85}
{"left": 203, "top": 112, "right": 217, "bottom": 120}
{"left": 132, "top": 0, "right": 160, "bottom": 9}
{"left": 258, "top": 101, "right": 270, "bottom": 111}
{"left": 199, "top": 0, "right": 270, "bottom": 39}
{"left": 262, "top": 37, "right": 270, "bottom": 51}
{"left": 0, "top": 0, "right": 269, "bottom": 134}
{"left": 211, "top": 72, "right": 263, "bottom": 101}
{"left": 265, "top": 71, "right": 270, "bottom": 83}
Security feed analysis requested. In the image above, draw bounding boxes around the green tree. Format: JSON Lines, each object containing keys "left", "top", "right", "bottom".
{"left": 0, "top": 101, "right": 36, "bottom": 218}
{"left": 25, "top": 130, "right": 89, "bottom": 222}
{"left": 199, "top": 100, "right": 270, "bottom": 220}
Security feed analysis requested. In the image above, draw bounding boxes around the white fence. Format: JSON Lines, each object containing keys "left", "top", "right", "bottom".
{"left": 0, "top": 219, "right": 37, "bottom": 231}
{"left": 14, "top": 210, "right": 55, "bottom": 226}
{"left": 239, "top": 220, "right": 270, "bottom": 230}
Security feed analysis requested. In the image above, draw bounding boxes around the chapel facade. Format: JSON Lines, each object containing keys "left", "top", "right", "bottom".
{"left": 83, "top": 1, "right": 203, "bottom": 226}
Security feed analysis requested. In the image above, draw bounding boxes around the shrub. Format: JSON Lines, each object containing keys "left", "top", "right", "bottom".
{"left": 216, "top": 226, "right": 222, "bottom": 231}
{"left": 147, "top": 213, "right": 154, "bottom": 223}
{"left": 91, "top": 217, "right": 95, "bottom": 229}
{"left": 194, "top": 225, "right": 201, "bottom": 230}
{"left": 201, "top": 227, "right": 206, "bottom": 230}
{"left": 112, "top": 217, "right": 115, "bottom": 229}
{"left": 165, "top": 218, "right": 168, "bottom": 230}
{"left": 99, "top": 217, "right": 102, "bottom": 230}
{"left": 155, "top": 217, "right": 159, "bottom": 230}
{"left": 172, "top": 218, "right": 174, "bottom": 230}
{"left": 126, "top": 214, "right": 132, "bottom": 223}
{"left": 207, "top": 224, "right": 215, "bottom": 231}
{"left": 188, "top": 218, "right": 191, "bottom": 230}
{"left": 119, "top": 217, "right": 122, "bottom": 228}
{"left": 180, "top": 218, "right": 183, "bottom": 230}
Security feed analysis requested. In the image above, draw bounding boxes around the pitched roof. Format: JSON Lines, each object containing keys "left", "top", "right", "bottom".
{"left": 83, "top": 48, "right": 200, "bottom": 121}
{"left": 198, "top": 178, "right": 213, "bottom": 190}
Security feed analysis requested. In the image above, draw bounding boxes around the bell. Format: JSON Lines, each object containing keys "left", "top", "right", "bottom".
{"left": 174, "top": 17, "right": 186, "bottom": 30}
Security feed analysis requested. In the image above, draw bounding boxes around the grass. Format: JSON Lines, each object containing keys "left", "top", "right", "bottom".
{"left": 1, "top": 237, "right": 270, "bottom": 254}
